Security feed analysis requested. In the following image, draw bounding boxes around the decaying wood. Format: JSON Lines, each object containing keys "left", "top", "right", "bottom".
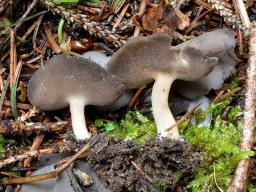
{"left": 227, "top": 21, "right": 256, "bottom": 192}
{"left": 0, "top": 120, "right": 70, "bottom": 135}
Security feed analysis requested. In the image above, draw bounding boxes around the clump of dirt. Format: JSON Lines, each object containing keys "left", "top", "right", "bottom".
{"left": 84, "top": 134, "right": 200, "bottom": 192}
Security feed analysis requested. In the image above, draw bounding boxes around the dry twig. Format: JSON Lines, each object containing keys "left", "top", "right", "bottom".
{"left": 127, "top": 85, "right": 146, "bottom": 109}
{"left": 213, "top": 87, "right": 241, "bottom": 103}
{"left": 233, "top": 0, "right": 250, "bottom": 29}
{"left": 44, "top": 26, "right": 61, "bottom": 54}
{"left": 207, "top": 0, "right": 249, "bottom": 34}
{"left": 13, "top": 0, "right": 38, "bottom": 32}
{"left": 165, "top": 102, "right": 202, "bottom": 132}
{"left": 2, "top": 135, "right": 99, "bottom": 184}
{"left": 3, "top": 100, "right": 31, "bottom": 110}
{"left": 0, "top": 171, "right": 21, "bottom": 178}
{"left": 131, "top": 161, "right": 153, "bottom": 183}
{"left": 33, "top": 15, "right": 44, "bottom": 48}
{"left": 227, "top": 22, "right": 256, "bottom": 192}
{"left": 133, "top": 0, "right": 146, "bottom": 37}
{"left": 0, "top": 120, "right": 70, "bottom": 135}
{"left": 23, "top": 133, "right": 45, "bottom": 172}
{"left": 0, "top": 145, "right": 70, "bottom": 168}
{"left": 10, "top": 30, "right": 16, "bottom": 87}
{"left": 1, "top": 18, "right": 40, "bottom": 61}
{"left": 0, "top": 0, "right": 9, "bottom": 15}
{"left": 113, "top": 3, "right": 130, "bottom": 31}
{"left": 0, "top": 76, "right": 10, "bottom": 120}
{"left": 39, "top": 0, "right": 126, "bottom": 47}
{"left": 10, "top": 30, "right": 18, "bottom": 118}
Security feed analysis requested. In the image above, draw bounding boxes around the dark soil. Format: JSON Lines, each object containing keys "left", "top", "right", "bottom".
{"left": 77, "top": 134, "right": 201, "bottom": 192}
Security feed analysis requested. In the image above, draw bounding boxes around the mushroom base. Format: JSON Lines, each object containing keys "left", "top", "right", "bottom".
{"left": 69, "top": 96, "right": 91, "bottom": 140}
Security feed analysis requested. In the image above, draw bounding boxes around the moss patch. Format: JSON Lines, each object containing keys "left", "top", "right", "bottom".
{"left": 94, "top": 111, "right": 157, "bottom": 143}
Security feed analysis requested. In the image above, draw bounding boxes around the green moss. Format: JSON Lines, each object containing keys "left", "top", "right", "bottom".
{"left": 0, "top": 135, "right": 15, "bottom": 156}
{"left": 0, "top": 17, "right": 11, "bottom": 36}
{"left": 154, "top": 183, "right": 168, "bottom": 192}
{"left": 95, "top": 110, "right": 157, "bottom": 143}
{"left": 181, "top": 97, "right": 255, "bottom": 191}
{"left": 95, "top": 77, "right": 256, "bottom": 191}
{"left": 179, "top": 76, "right": 256, "bottom": 191}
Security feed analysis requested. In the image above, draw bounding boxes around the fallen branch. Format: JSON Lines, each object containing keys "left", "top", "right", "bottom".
{"left": 227, "top": 21, "right": 256, "bottom": 192}
{"left": 0, "top": 120, "right": 70, "bottom": 135}
{"left": 0, "top": 145, "right": 70, "bottom": 168}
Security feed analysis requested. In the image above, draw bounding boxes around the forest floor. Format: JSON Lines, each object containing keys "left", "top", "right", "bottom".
{"left": 0, "top": 0, "right": 256, "bottom": 191}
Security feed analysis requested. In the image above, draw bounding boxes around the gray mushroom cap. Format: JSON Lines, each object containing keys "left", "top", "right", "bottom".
{"left": 28, "top": 54, "right": 125, "bottom": 111}
{"left": 82, "top": 51, "right": 110, "bottom": 69}
{"left": 107, "top": 33, "right": 218, "bottom": 89}
{"left": 173, "top": 28, "right": 237, "bottom": 99}
{"left": 107, "top": 33, "right": 218, "bottom": 139}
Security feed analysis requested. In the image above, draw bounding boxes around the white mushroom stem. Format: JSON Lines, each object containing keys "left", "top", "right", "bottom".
{"left": 152, "top": 74, "right": 180, "bottom": 139}
{"left": 69, "top": 96, "right": 91, "bottom": 140}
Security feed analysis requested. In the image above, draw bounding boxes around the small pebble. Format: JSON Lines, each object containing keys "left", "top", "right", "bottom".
{"left": 73, "top": 168, "right": 94, "bottom": 187}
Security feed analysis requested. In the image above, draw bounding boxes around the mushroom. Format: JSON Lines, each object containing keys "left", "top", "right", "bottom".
{"left": 107, "top": 34, "right": 218, "bottom": 139}
{"left": 28, "top": 54, "right": 125, "bottom": 140}
{"left": 82, "top": 51, "right": 110, "bottom": 69}
{"left": 173, "top": 28, "right": 237, "bottom": 99}
{"left": 82, "top": 51, "right": 133, "bottom": 111}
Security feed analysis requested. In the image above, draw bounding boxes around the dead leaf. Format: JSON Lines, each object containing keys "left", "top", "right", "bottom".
{"left": 141, "top": 4, "right": 164, "bottom": 32}
{"left": 133, "top": 1, "right": 190, "bottom": 33}
{"left": 174, "top": 8, "right": 190, "bottom": 30}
